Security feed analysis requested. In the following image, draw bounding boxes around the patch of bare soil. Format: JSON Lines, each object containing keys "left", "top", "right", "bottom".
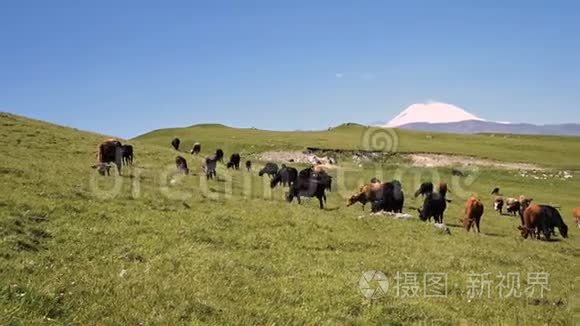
{"left": 255, "top": 149, "right": 547, "bottom": 172}
{"left": 255, "top": 151, "right": 339, "bottom": 169}
{"left": 404, "top": 153, "right": 544, "bottom": 171}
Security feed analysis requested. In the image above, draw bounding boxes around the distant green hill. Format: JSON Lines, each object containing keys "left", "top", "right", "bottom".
{"left": 135, "top": 122, "right": 580, "bottom": 169}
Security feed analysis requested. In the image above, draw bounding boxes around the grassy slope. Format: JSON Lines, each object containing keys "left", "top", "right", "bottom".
{"left": 0, "top": 113, "right": 579, "bottom": 325}
{"left": 135, "top": 123, "right": 580, "bottom": 170}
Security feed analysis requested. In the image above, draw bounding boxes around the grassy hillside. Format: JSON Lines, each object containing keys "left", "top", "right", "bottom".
{"left": 1, "top": 113, "right": 579, "bottom": 325}
{"left": 135, "top": 123, "right": 580, "bottom": 170}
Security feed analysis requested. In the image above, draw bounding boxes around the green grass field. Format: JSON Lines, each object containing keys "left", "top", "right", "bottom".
{"left": 1, "top": 112, "right": 579, "bottom": 325}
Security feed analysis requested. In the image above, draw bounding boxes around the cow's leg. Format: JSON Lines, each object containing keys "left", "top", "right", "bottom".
{"left": 318, "top": 195, "right": 324, "bottom": 209}
{"left": 541, "top": 224, "right": 551, "bottom": 241}
{"left": 475, "top": 218, "right": 481, "bottom": 233}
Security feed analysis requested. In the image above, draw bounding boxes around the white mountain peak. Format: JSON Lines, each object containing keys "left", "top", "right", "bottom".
{"left": 385, "top": 102, "right": 484, "bottom": 128}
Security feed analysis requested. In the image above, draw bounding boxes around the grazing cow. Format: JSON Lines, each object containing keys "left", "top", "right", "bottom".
{"left": 414, "top": 182, "right": 434, "bottom": 198}
{"left": 347, "top": 182, "right": 383, "bottom": 210}
{"left": 92, "top": 139, "right": 123, "bottom": 176}
{"left": 493, "top": 197, "right": 505, "bottom": 214}
{"left": 287, "top": 167, "right": 327, "bottom": 209}
{"left": 245, "top": 160, "right": 252, "bottom": 172}
{"left": 271, "top": 165, "right": 298, "bottom": 188}
{"left": 204, "top": 155, "right": 218, "bottom": 179}
{"left": 215, "top": 149, "right": 224, "bottom": 162}
{"left": 452, "top": 169, "right": 465, "bottom": 177}
{"left": 574, "top": 207, "right": 580, "bottom": 228}
{"left": 520, "top": 204, "right": 568, "bottom": 240}
{"left": 258, "top": 163, "right": 279, "bottom": 178}
{"left": 372, "top": 180, "right": 405, "bottom": 213}
{"left": 226, "top": 153, "right": 241, "bottom": 170}
{"left": 190, "top": 142, "right": 201, "bottom": 155}
{"left": 416, "top": 182, "right": 449, "bottom": 224}
{"left": 348, "top": 180, "right": 404, "bottom": 213}
{"left": 491, "top": 187, "right": 501, "bottom": 196}
{"left": 462, "top": 196, "right": 484, "bottom": 233}
{"left": 171, "top": 138, "right": 181, "bottom": 151}
{"left": 175, "top": 156, "right": 189, "bottom": 175}
{"left": 121, "top": 144, "right": 134, "bottom": 165}
{"left": 505, "top": 198, "right": 521, "bottom": 216}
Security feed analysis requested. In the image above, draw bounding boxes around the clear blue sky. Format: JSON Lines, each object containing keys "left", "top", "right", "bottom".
{"left": 1, "top": 1, "right": 578, "bottom": 138}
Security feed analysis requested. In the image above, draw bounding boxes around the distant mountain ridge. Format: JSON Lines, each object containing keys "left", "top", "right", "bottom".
{"left": 397, "top": 120, "right": 580, "bottom": 136}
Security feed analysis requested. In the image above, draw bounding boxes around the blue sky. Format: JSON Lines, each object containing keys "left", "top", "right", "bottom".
{"left": 1, "top": 1, "right": 578, "bottom": 138}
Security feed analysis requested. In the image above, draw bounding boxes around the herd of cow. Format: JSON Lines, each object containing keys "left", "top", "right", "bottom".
{"left": 92, "top": 138, "right": 579, "bottom": 240}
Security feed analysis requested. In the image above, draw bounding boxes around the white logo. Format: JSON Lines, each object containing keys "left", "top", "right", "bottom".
{"left": 359, "top": 270, "right": 389, "bottom": 299}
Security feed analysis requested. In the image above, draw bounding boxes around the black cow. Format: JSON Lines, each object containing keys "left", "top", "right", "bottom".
{"left": 92, "top": 139, "right": 123, "bottom": 176}
{"left": 506, "top": 200, "right": 521, "bottom": 216}
{"left": 287, "top": 168, "right": 327, "bottom": 209}
{"left": 270, "top": 165, "right": 298, "bottom": 188}
{"left": 215, "top": 149, "right": 224, "bottom": 163}
{"left": 227, "top": 153, "right": 241, "bottom": 170}
{"left": 175, "top": 156, "right": 189, "bottom": 175}
{"left": 538, "top": 205, "right": 568, "bottom": 239}
{"left": 190, "top": 143, "right": 201, "bottom": 155}
{"left": 521, "top": 204, "right": 568, "bottom": 240}
{"left": 171, "top": 138, "right": 180, "bottom": 151}
{"left": 371, "top": 180, "right": 405, "bottom": 213}
{"left": 416, "top": 182, "right": 449, "bottom": 224}
{"left": 121, "top": 145, "right": 134, "bottom": 165}
{"left": 259, "top": 163, "right": 279, "bottom": 178}
{"left": 204, "top": 155, "right": 218, "bottom": 180}
{"left": 245, "top": 160, "right": 252, "bottom": 172}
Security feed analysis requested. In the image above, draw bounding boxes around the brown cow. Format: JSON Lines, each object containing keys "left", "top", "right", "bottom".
{"left": 519, "top": 203, "right": 567, "bottom": 240}
{"left": 520, "top": 204, "right": 543, "bottom": 239}
{"left": 347, "top": 182, "right": 383, "bottom": 210}
{"left": 573, "top": 207, "right": 580, "bottom": 228}
{"left": 92, "top": 139, "right": 123, "bottom": 176}
{"left": 462, "top": 196, "right": 484, "bottom": 233}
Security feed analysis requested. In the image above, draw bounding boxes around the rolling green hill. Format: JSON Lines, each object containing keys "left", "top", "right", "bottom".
{"left": 135, "top": 123, "right": 580, "bottom": 170}
{"left": 1, "top": 112, "right": 579, "bottom": 325}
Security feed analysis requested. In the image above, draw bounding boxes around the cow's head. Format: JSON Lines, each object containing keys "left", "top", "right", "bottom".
{"left": 518, "top": 225, "right": 531, "bottom": 239}
{"left": 91, "top": 163, "right": 111, "bottom": 176}
{"left": 347, "top": 193, "right": 364, "bottom": 207}
{"left": 520, "top": 197, "right": 533, "bottom": 210}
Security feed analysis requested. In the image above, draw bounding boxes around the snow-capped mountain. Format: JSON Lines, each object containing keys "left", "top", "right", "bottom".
{"left": 375, "top": 102, "right": 580, "bottom": 136}
{"left": 385, "top": 102, "right": 484, "bottom": 128}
